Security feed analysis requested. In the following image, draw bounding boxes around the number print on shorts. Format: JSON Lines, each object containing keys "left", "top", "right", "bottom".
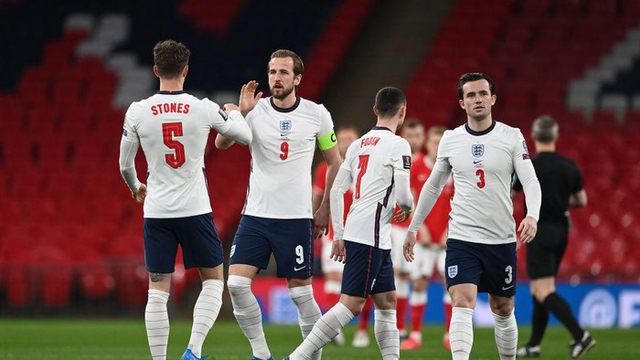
{"left": 295, "top": 245, "right": 304, "bottom": 264}
{"left": 505, "top": 265, "right": 513, "bottom": 284}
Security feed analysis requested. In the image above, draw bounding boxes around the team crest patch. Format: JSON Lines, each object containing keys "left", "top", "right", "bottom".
{"left": 122, "top": 128, "right": 127, "bottom": 137}
{"left": 280, "top": 119, "right": 292, "bottom": 132}
{"left": 522, "top": 140, "right": 531, "bottom": 160}
{"left": 471, "top": 144, "right": 484, "bottom": 158}
{"left": 448, "top": 265, "right": 458, "bottom": 278}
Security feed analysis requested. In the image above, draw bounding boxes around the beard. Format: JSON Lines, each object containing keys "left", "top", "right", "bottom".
{"left": 271, "top": 84, "right": 295, "bottom": 100}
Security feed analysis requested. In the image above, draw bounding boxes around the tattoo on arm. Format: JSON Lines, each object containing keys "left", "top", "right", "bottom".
{"left": 150, "top": 273, "right": 166, "bottom": 282}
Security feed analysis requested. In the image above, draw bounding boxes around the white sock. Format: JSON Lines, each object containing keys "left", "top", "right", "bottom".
{"left": 450, "top": 307, "right": 474, "bottom": 360}
{"left": 187, "top": 279, "right": 224, "bottom": 357}
{"left": 289, "top": 285, "right": 323, "bottom": 360}
{"left": 395, "top": 278, "right": 409, "bottom": 298}
{"left": 145, "top": 289, "right": 170, "bottom": 360}
{"left": 228, "top": 275, "right": 271, "bottom": 359}
{"left": 409, "top": 290, "right": 427, "bottom": 306}
{"left": 493, "top": 311, "right": 517, "bottom": 360}
{"left": 289, "top": 302, "right": 354, "bottom": 360}
{"left": 375, "top": 309, "right": 399, "bottom": 360}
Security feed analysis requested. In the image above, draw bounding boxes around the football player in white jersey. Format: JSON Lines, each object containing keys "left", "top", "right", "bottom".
{"left": 215, "top": 49, "right": 342, "bottom": 360}
{"left": 403, "top": 73, "right": 542, "bottom": 360}
{"left": 285, "top": 87, "right": 414, "bottom": 360}
{"left": 118, "top": 40, "right": 253, "bottom": 360}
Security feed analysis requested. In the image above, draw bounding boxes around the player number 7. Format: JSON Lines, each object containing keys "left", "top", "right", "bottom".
{"left": 355, "top": 154, "right": 369, "bottom": 199}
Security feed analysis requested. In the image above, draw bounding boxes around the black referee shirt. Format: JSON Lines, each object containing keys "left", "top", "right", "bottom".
{"left": 513, "top": 152, "right": 583, "bottom": 224}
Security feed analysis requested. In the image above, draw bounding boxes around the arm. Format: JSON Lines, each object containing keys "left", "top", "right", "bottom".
{"left": 569, "top": 189, "right": 587, "bottom": 208}
{"left": 314, "top": 145, "right": 342, "bottom": 237}
{"left": 214, "top": 105, "right": 252, "bottom": 146}
{"left": 312, "top": 164, "right": 326, "bottom": 213}
{"left": 212, "top": 81, "right": 262, "bottom": 149}
{"left": 407, "top": 159, "right": 451, "bottom": 233}
{"left": 329, "top": 166, "right": 352, "bottom": 264}
{"left": 118, "top": 137, "right": 145, "bottom": 203}
{"left": 513, "top": 143, "right": 541, "bottom": 243}
{"left": 393, "top": 170, "right": 414, "bottom": 220}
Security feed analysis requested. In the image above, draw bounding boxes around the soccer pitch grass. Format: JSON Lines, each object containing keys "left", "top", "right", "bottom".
{"left": 1, "top": 320, "right": 638, "bottom": 359}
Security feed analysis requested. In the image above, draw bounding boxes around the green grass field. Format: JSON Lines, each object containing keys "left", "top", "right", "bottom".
{"left": 0, "top": 319, "right": 638, "bottom": 359}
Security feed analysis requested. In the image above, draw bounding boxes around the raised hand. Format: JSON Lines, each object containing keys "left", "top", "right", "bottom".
{"left": 239, "top": 80, "right": 263, "bottom": 116}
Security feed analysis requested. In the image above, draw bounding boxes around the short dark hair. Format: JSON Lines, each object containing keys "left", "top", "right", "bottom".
{"left": 458, "top": 72, "right": 495, "bottom": 99}
{"left": 153, "top": 40, "right": 190, "bottom": 78}
{"left": 270, "top": 49, "right": 304, "bottom": 76}
{"left": 375, "top": 87, "right": 406, "bottom": 118}
{"left": 532, "top": 115, "right": 558, "bottom": 143}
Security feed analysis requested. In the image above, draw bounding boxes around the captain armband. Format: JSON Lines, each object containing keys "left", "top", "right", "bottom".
{"left": 317, "top": 130, "right": 337, "bottom": 150}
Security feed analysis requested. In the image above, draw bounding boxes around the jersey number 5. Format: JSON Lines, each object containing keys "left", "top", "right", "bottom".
{"left": 476, "top": 169, "right": 485, "bottom": 189}
{"left": 162, "top": 122, "right": 185, "bottom": 169}
{"left": 355, "top": 154, "right": 370, "bottom": 199}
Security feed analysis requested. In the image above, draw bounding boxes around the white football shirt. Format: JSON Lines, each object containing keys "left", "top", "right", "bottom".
{"left": 336, "top": 127, "right": 413, "bottom": 250}
{"left": 409, "top": 121, "right": 540, "bottom": 244}
{"left": 242, "top": 96, "right": 335, "bottom": 219}
{"left": 121, "top": 91, "right": 251, "bottom": 218}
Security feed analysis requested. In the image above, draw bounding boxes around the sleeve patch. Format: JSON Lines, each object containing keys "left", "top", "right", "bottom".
{"left": 402, "top": 155, "right": 412, "bottom": 170}
{"left": 218, "top": 109, "right": 228, "bottom": 121}
{"left": 122, "top": 128, "right": 128, "bottom": 137}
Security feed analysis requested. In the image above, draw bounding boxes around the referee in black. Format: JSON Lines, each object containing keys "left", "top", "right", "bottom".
{"left": 514, "top": 115, "right": 595, "bottom": 359}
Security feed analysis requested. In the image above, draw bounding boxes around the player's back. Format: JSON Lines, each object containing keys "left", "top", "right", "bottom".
{"left": 342, "top": 127, "right": 411, "bottom": 250}
{"left": 531, "top": 152, "right": 581, "bottom": 223}
{"left": 124, "top": 91, "right": 220, "bottom": 218}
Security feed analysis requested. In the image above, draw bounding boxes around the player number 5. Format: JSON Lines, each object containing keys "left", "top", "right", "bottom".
{"left": 162, "top": 122, "right": 185, "bottom": 168}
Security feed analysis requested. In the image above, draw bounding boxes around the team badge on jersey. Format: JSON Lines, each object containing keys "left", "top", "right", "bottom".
{"left": 122, "top": 128, "right": 127, "bottom": 137}
{"left": 448, "top": 265, "right": 458, "bottom": 278}
{"left": 471, "top": 144, "right": 484, "bottom": 158}
{"left": 280, "top": 120, "right": 292, "bottom": 132}
{"left": 402, "top": 155, "right": 412, "bottom": 170}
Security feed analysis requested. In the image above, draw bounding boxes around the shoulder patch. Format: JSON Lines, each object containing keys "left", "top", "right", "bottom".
{"left": 402, "top": 155, "right": 412, "bottom": 170}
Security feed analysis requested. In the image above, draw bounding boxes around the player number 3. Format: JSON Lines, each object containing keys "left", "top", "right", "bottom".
{"left": 475, "top": 169, "right": 485, "bottom": 188}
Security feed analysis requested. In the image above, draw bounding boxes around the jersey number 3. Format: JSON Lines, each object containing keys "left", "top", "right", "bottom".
{"left": 163, "top": 122, "right": 185, "bottom": 168}
{"left": 476, "top": 169, "right": 485, "bottom": 189}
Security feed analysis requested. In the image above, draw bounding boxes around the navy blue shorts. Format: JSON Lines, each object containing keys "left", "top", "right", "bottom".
{"left": 445, "top": 239, "right": 517, "bottom": 297}
{"left": 341, "top": 241, "right": 395, "bottom": 298}
{"left": 229, "top": 215, "right": 314, "bottom": 279}
{"left": 143, "top": 213, "right": 224, "bottom": 273}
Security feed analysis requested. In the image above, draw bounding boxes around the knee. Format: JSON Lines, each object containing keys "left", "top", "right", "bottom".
{"left": 490, "top": 299, "right": 514, "bottom": 316}
{"left": 451, "top": 292, "right": 475, "bottom": 308}
{"left": 227, "top": 275, "right": 251, "bottom": 295}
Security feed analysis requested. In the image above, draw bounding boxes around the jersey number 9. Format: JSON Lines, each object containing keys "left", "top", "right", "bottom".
{"left": 163, "top": 122, "right": 186, "bottom": 168}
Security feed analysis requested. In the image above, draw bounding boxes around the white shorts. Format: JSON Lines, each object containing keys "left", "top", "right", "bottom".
{"left": 390, "top": 225, "right": 414, "bottom": 273}
{"left": 411, "top": 244, "right": 446, "bottom": 280}
{"left": 321, "top": 237, "right": 344, "bottom": 274}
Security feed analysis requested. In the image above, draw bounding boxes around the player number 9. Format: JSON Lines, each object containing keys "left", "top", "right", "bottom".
{"left": 280, "top": 141, "right": 289, "bottom": 160}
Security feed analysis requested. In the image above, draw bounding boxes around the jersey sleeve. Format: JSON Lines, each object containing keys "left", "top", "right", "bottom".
{"left": 202, "top": 98, "right": 252, "bottom": 145}
{"left": 512, "top": 130, "right": 541, "bottom": 220}
{"left": 571, "top": 162, "right": 584, "bottom": 193}
{"left": 316, "top": 105, "right": 337, "bottom": 150}
{"left": 121, "top": 104, "right": 139, "bottom": 144}
{"left": 390, "top": 138, "right": 412, "bottom": 174}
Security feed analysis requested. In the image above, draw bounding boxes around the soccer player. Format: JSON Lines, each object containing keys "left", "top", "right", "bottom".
{"left": 118, "top": 40, "right": 253, "bottom": 360}
{"left": 400, "top": 125, "right": 454, "bottom": 351}
{"left": 285, "top": 86, "right": 414, "bottom": 360}
{"left": 403, "top": 73, "right": 542, "bottom": 360}
{"left": 515, "top": 115, "right": 594, "bottom": 359}
{"left": 215, "top": 49, "right": 342, "bottom": 360}
{"left": 312, "top": 125, "right": 359, "bottom": 346}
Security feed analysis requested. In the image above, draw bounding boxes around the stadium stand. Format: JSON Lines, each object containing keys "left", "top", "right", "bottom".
{"left": 1, "top": 0, "right": 639, "bottom": 313}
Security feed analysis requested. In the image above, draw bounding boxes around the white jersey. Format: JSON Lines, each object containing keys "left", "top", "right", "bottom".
{"left": 339, "top": 127, "right": 412, "bottom": 250}
{"left": 242, "top": 96, "right": 335, "bottom": 219}
{"left": 409, "top": 121, "right": 540, "bottom": 244}
{"left": 121, "top": 91, "right": 251, "bottom": 218}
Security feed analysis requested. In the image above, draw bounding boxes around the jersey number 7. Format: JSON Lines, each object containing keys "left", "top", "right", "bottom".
{"left": 355, "top": 154, "right": 369, "bottom": 199}
{"left": 163, "top": 122, "right": 185, "bottom": 168}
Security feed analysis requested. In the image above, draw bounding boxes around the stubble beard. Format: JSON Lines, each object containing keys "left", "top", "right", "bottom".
{"left": 271, "top": 84, "right": 294, "bottom": 100}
